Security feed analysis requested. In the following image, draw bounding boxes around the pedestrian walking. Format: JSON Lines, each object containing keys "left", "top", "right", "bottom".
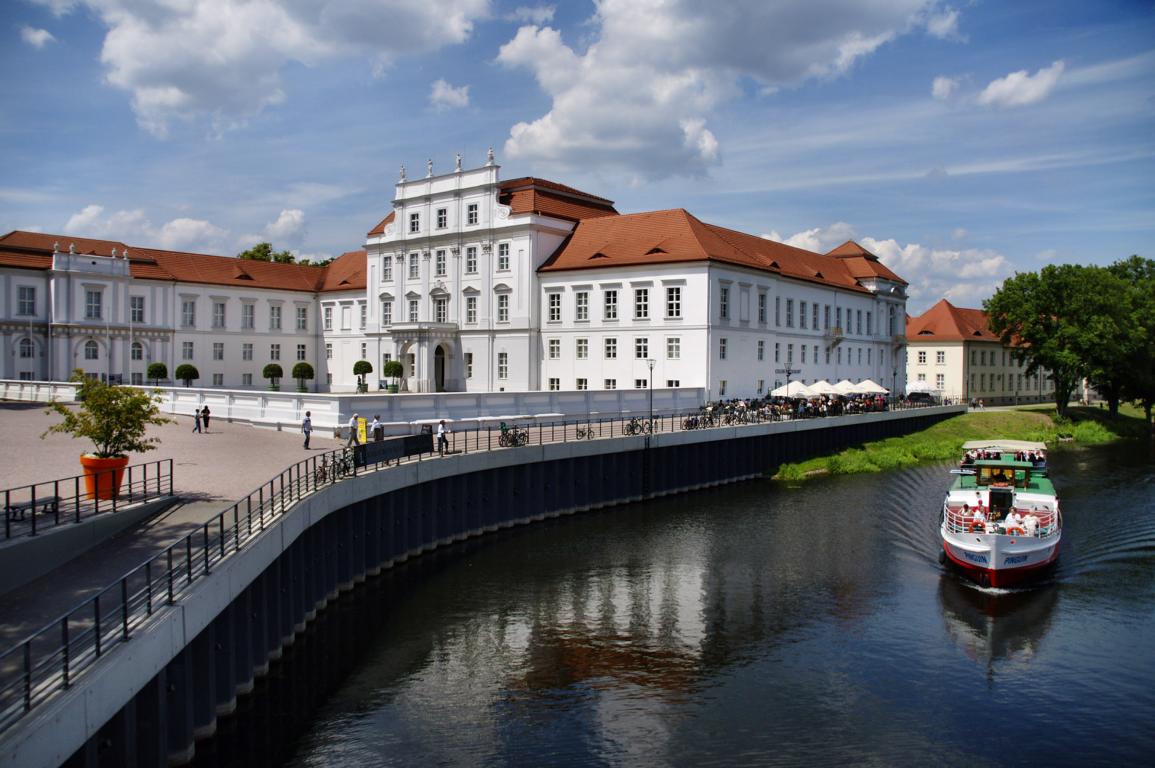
{"left": 192, "top": 407, "right": 202, "bottom": 433}
{"left": 302, "top": 411, "right": 313, "bottom": 449}
{"left": 437, "top": 419, "right": 451, "bottom": 456}
{"left": 371, "top": 414, "right": 382, "bottom": 442}
{"left": 201, "top": 405, "right": 211, "bottom": 432}
{"left": 347, "top": 413, "right": 359, "bottom": 447}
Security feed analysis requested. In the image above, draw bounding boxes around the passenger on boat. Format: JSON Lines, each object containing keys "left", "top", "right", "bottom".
{"left": 966, "top": 504, "right": 988, "bottom": 533}
{"left": 1004, "top": 510, "right": 1025, "bottom": 535}
{"left": 1022, "top": 513, "right": 1039, "bottom": 536}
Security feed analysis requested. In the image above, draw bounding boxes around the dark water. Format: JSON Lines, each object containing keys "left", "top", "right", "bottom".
{"left": 212, "top": 441, "right": 1155, "bottom": 767}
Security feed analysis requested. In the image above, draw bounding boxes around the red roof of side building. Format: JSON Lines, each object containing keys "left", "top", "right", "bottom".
{"left": 825, "top": 240, "right": 908, "bottom": 285}
{"left": 0, "top": 230, "right": 336, "bottom": 292}
{"left": 906, "top": 298, "right": 1001, "bottom": 342}
{"left": 538, "top": 209, "right": 875, "bottom": 293}
{"left": 318, "top": 250, "right": 367, "bottom": 292}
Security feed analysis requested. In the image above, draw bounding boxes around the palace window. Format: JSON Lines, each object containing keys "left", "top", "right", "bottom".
{"left": 576, "top": 291, "right": 589, "bottom": 321}
{"left": 130, "top": 296, "right": 144, "bottom": 324}
{"left": 785, "top": 299, "right": 794, "bottom": 328}
{"left": 243, "top": 343, "right": 253, "bottom": 361}
{"left": 667, "top": 337, "right": 680, "bottom": 359}
{"left": 244, "top": 303, "right": 256, "bottom": 330}
{"left": 269, "top": 305, "right": 281, "bottom": 330}
{"left": 466, "top": 247, "right": 477, "bottom": 273}
{"left": 757, "top": 340, "right": 764, "bottom": 360}
{"left": 181, "top": 341, "right": 193, "bottom": 360}
{"left": 408, "top": 299, "right": 419, "bottom": 322}
{"left": 181, "top": 300, "right": 196, "bottom": 328}
{"left": 213, "top": 342, "right": 224, "bottom": 361}
{"left": 435, "top": 297, "right": 448, "bottom": 323}
{"left": 213, "top": 302, "right": 226, "bottom": 329}
{"left": 666, "top": 286, "right": 681, "bottom": 318}
{"left": 270, "top": 344, "right": 280, "bottom": 361}
{"left": 800, "top": 301, "right": 807, "bottom": 329}
{"left": 408, "top": 253, "right": 419, "bottom": 280}
{"left": 497, "top": 294, "right": 509, "bottom": 322}
{"left": 604, "top": 289, "right": 618, "bottom": 320}
{"left": 604, "top": 379, "right": 616, "bottom": 390}
{"left": 634, "top": 288, "right": 649, "bottom": 319}
{"left": 86, "top": 290, "right": 103, "bottom": 321}
{"left": 635, "top": 337, "right": 649, "bottom": 359}
{"left": 131, "top": 341, "right": 143, "bottom": 361}
{"left": 19, "top": 338, "right": 34, "bottom": 358}
{"left": 497, "top": 243, "right": 510, "bottom": 271}
{"left": 436, "top": 208, "right": 447, "bottom": 229}
{"left": 576, "top": 338, "right": 588, "bottom": 359}
{"left": 467, "top": 203, "right": 478, "bottom": 225}
{"left": 720, "top": 287, "right": 729, "bottom": 320}
{"left": 17, "top": 286, "right": 35, "bottom": 315}
{"left": 435, "top": 250, "right": 446, "bottom": 276}
{"left": 297, "top": 307, "right": 308, "bottom": 331}
{"left": 381, "top": 300, "right": 393, "bottom": 326}
{"left": 297, "top": 344, "right": 307, "bottom": 361}
{"left": 409, "top": 212, "right": 420, "bottom": 233}
{"left": 465, "top": 296, "right": 477, "bottom": 324}
{"left": 605, "top": 337, "right": 617, "bottom": 359}
{"left": 719, "top": 338, "right": 727, "bottom": 360}
{"left": 548, "top": 293, "right": 562, "bottom": 322}
{"left": 548, "top": 339, "right": 560, "bottom": 359}
{"left": 497, "top": 352, "right": 508, "bottom": 379}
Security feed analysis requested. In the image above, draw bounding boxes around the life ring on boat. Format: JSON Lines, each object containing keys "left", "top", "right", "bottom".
{"left": 1006, "top": 526, "right": 1025, "bottom": 536}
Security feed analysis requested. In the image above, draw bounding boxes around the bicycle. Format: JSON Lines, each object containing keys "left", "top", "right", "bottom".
{"left": 575, "top": 423, "right": 595, "bottom": 440}
{"left": 498, "top": 425, "right": 529, "bottom": 447}
{"left": 625, "top": 417, "right": 652, "bottom": 436}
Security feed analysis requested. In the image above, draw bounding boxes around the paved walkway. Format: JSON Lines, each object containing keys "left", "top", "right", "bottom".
{"left": 0, "top": 402, "right": 342, "bottom": 648}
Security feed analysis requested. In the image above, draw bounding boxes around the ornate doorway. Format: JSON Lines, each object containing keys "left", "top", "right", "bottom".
{"left": 434, "top": 345, "right": 446, "bottom": 392}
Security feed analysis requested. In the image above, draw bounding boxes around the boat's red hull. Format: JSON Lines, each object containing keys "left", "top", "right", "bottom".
{"left": 942, "top": 541, "right": 1060, "bottom": 588}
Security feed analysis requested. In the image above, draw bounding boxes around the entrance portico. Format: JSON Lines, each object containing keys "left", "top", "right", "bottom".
{"left": 389, "top": 324, "right": 461, "bottom": 392}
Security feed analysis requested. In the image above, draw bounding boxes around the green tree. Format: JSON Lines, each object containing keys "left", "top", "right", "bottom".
{"left": 146, "top": 362, "right": 168, "bottom": 387}
{"left": 237, "top": 242, "right": 296, "bottom": 264}
{"left": 291, "top": 361, "right": 314, "bottom": 392}
{"left": 263, "top": 363, "right": 284, "bottom": 391}
{"left": 353, "top": 360, "right": 373, "bottom": 392}
{"left": 1108, "top": 255, "right": 1155, "bottom": 430}
{"left": 382, "top": 359, "right": 404, "bottom": 380}
{"left": 174, "top": 364, "right": 199, "bottom": 387}
{"left": 984, "top": 264, "right": 1126, "bottom": 418}
{"left": 42, "top": 373, "right": 172, "bottom": 458}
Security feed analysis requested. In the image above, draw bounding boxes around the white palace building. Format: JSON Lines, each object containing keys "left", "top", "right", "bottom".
{"left": 1, "top": 152, "right": 910, "bottom": 400}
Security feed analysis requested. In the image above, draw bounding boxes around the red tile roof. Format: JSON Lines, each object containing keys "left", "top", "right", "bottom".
{"left": 825, "top": 240, "right": 908, "bottom": 285}
{"left": 538, "top": 209, "right": 878, "bottom": 293}
{"left": 906, "top": 299, "right": 1000, "bottom": 342}
{"left": 499, "top": 177, "right": 618, "bottom": 221}
{"left": 366, "top": 211, "right": 395, "bottom": 237}
{"left": 0, "top": 230, "right": 330, "bottom": 292}
{"left": 318, "top": 250, "right": 367, "bottom": 292}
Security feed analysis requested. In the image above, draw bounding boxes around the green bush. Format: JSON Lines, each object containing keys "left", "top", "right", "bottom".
{"left": 174, "top": 364, "right": 199, "bottom": 387}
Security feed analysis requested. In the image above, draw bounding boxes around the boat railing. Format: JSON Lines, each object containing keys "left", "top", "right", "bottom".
{"left": 942, "top": 503, "right": 1060, "bottom": 539}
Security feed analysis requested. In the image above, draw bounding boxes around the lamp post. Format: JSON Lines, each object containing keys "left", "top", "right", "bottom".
{"left": 647, "top": 358, "right": 656, "bottom": 428}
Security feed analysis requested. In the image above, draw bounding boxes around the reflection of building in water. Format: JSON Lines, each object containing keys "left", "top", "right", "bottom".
{"left": 938, "top": 577, "right": 1059, "bottom": 671}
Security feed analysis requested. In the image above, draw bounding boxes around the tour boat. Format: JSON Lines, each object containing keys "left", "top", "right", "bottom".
{"left": 940, "top": 440, "right": 1061, "bottom": 588}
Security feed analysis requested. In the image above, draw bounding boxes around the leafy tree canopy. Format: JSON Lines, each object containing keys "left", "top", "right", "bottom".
{"left": 237, "top": 242, "right": 296, "bottom": 264}
{"left": 291, "top": 362, "right": 314, "bottom": 380}
{"left": 263, "top": 363, "right": 284, "bottom": 380}
{"left": 146, "top": 362, "right": 168, "bottom": 384}
{"left": 174, "top": 364, "right": 199, "bottom": 386}
{"left": 42, "top": 372, "right": 172, "bottom": 458}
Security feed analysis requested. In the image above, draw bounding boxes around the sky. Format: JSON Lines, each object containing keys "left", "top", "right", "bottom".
{"left": 1, "top": 0, "right": 1153, "bottom": 314}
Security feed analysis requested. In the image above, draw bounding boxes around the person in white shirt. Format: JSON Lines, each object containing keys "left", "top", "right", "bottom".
{"left": 370, "top": 415, "right": 382, "bottom": 442}
{"left": 437, "top": 419, "right": 451, "bottom": 456}
{"left": 347, "top": 413, "right": 359, "bottom": 446}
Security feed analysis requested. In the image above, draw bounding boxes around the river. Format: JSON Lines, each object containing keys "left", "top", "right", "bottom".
{"left": 195, "top": 440, "right": 1155, "bottom": 767}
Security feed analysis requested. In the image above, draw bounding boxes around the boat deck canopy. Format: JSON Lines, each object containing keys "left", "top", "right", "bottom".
{"left": 962, "top": 439, "right": 1047, "bottom": 452}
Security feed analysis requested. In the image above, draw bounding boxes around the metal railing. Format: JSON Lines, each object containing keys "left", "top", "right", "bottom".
{"left": 942, "top": 503, "right": 1061, "bottom": 538}
{"left": 0, "top": 400, "right": 944, "bottom": 736}
{"left": 3, "top": 460, "right": 174, "bottom": 540}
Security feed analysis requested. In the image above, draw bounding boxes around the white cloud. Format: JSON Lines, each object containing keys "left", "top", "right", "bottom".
{"left": 21, "top": 26, "right": 57, "bottom": 48}
{"left": 429, "top": 78, "right": 470, "bottom": 110}
{"left": 977, "top": 60, "right": 1065, "bottom": 108}
{"left": 35, "top": 0, "right": 489, "bottom": 137}
{"left": 925, "top": 7, "right": 961, "bottom": 40}
{"left": 931, "top": 75, "right": 958, "bottom": 101}
{"left": 763, "top": 222, "right": 857, "bottom": 252}
{"left": 507, "top": 5, "right": 554, "bottom": 24}
{"left": 861, "top": 235, "right": 1013, "bottom": 309}
{"left": 763, "top": 221, "right": 1013, "bottom": 310}
{"left": 497, "top": 0, "right": 935, "bottom": 178}
{"left": 238, "top": 208, "right": 309, "bottom": 250}
{"left": 64, "top": 204, "right": 229, "bottom": 252}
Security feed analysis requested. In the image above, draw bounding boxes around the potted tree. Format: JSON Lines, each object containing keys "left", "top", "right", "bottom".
{"left": 382, "top": 359, "right": 404, "bottom": 393}
{"left": 263, "top": 363, "right": 283, "bottom": 391}
{"left": 292, "top": 361, "right": 314, "bottom": 393}
{"left": 147, "top": 362, "right": 168, "bottom": 387}
{"left": 42, "top": 370, "right": 172, "bottom": 499}
{"left": 353, "top": 360, "right": 373, "bottom": 394}
{"left": 174, "top": 364, "right": 199, "bottom": 387}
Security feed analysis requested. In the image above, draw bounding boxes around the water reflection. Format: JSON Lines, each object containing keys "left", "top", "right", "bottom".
{"left": 938, "top": 577, "right": 1059, "bottom": 669}
{"left": 191, "top": 442, "right": 1155, "bottom": 767}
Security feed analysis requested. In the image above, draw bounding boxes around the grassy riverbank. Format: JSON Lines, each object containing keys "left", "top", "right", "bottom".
{"left": 773, "top": 404, "right": 1148, "bottom": 482}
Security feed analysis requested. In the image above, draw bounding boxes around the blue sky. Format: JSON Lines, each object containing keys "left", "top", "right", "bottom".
{"left": 2, "top": 0, "right": 1152, "bottom": 313}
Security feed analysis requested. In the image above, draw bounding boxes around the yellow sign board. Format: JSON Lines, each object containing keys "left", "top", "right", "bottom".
{"left": 356, "top": 417, "right": 367, "bottom": 444}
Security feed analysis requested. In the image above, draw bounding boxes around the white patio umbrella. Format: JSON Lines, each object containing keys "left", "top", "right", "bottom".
{"left": 771, "top": 380, "right": 812, "bottom": 398}
{"left": 833, "top": 379, "right": 857, "bottom": 395}
{"left": 808, "top": 379, "right": 839, "bottom": 396}
{"left": 906, "top": 380, "right": 933, "bottom": 395}
{"left": 853, "top": 379, "right": 889, "bottom": 394}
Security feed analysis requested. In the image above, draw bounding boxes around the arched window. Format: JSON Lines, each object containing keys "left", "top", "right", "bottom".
{"left": 84, "top": 340, "right": 99, "bottom": 360}
{"left": 18, "top": 338, "right": 34, "bottom": 358}
{"left": 131, "top": 341, "right": 144, "bottom": 361}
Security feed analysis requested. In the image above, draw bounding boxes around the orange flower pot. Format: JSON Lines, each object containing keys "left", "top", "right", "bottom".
{"left": 80, "top": 455, "right": 130, "bottom": 500}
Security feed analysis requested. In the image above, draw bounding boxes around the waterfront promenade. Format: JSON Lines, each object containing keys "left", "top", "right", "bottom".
{"left": 0, "top": 403, "right": 342, "bottom": 648}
